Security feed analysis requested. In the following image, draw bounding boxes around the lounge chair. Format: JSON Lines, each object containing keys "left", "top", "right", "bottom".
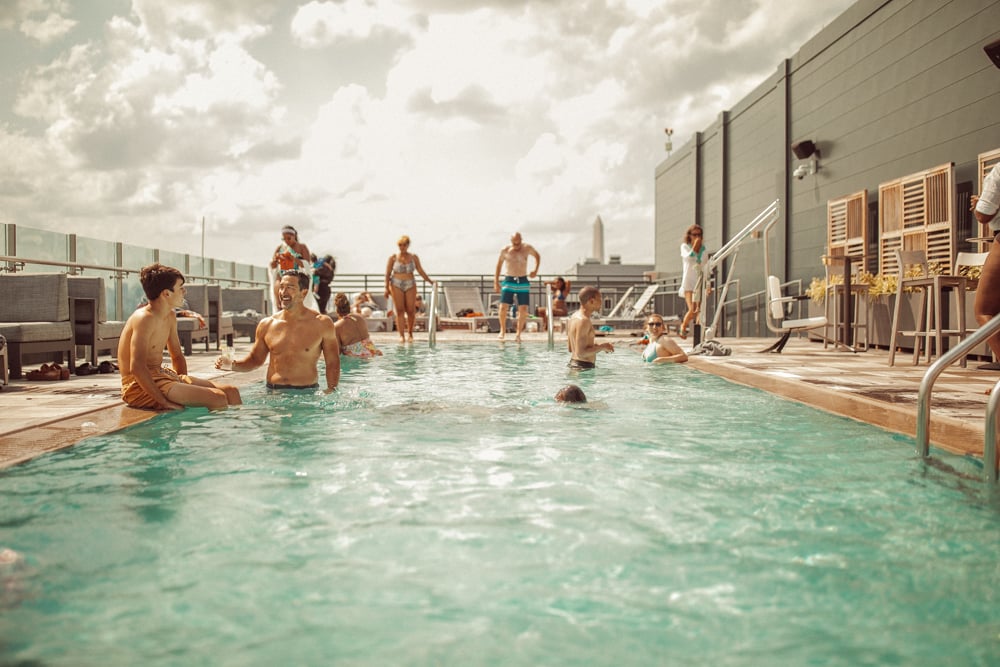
{"left": 761, "top": 275, "right": 827, "bottom": 353}
{"left": 204, "top": 285, "right": 235, "bottom": 350}
{"left": 176, "top": 284, "right": 210, "bottom": 355}
{"left": 0, "top": 273, "right": 76, "bottom": 378}
{"left": 594, "top": 284, "right": 675, "bottom": 331}
{"left": 68, "top": 275, "right": 125, "bottom": 365}
{"left": 352, "top": 292, "right": 395, "bottom": 332}
{"left": 440, "top": 284, "right": 500, "bottom": 333}
{"left": 222, "top": 287, "right": 268, "bottom": 342}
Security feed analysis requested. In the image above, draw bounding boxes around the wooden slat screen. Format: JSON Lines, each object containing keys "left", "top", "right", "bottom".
{"left": 878, "top": 163, "right": 955, "bottom": 274}
{"left": 827, "top": 190, "right": 868, "bottom": 273}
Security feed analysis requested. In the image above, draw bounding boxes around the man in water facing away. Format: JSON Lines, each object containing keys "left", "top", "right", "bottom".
{"left": 566, "top": 285, "right": 614, "bottom": 370}
{"left": 218, "top": 271, "right": 340, "bottom": 392}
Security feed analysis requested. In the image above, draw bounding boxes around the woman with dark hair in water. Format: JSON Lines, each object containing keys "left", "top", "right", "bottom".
{"left": 333, "top": 293, "right": 382, "bottom": 358}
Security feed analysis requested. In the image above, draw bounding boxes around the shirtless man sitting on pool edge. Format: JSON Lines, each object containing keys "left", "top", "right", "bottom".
{"left": 119, "top": 263, "right": 241, "bottom": 410}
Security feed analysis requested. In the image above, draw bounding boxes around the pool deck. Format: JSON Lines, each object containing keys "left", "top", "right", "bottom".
{"left": 1, "top": 330, "right": 996, "bottom": 470}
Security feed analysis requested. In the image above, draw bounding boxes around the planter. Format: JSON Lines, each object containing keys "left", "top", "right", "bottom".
{"left": 964, "top": 289, "right": 992, "bottom": 360}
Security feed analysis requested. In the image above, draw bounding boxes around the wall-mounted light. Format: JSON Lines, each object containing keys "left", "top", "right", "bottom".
{"left": 791, "top": 139, "right": 819, "bottom": 160}
{"left": 791, "top": 139, "right": 820, "bottom": 179}
{"left": 985, "top": 37, "right": 1000, "bottom": 69}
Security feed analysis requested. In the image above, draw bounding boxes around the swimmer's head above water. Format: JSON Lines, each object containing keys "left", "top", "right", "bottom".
{"left": 555, "top": 384, "right": 587, "bottom": 403}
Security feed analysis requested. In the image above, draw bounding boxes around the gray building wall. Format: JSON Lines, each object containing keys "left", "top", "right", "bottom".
{"left": 654, "top": 0, "right": 1000, "bottom": 328}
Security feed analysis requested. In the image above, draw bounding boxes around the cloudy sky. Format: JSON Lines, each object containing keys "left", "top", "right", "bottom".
{"left": 0, "top": 0, "right": 853, "bottom": 276}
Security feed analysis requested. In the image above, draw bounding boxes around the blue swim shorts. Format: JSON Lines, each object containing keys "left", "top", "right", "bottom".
{"left": 500, "top": 276, "right": 530, "bottom": 307}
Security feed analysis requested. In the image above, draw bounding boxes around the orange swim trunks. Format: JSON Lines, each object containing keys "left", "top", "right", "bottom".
{"left": 121, "top": 367, "right": 194, "bottom": 409}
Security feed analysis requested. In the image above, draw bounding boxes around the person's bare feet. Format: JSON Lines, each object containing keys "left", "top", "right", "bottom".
{"left": 407, "top": 333, "right": 414, "bottom": 342}
{"left": 497, "top": 332, "right": 505, "bottom": 341}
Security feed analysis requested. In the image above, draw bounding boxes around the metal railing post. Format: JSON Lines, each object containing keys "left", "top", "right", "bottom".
{"left": 546, "top": 287, "right": 554, "bottom": 350}
{"left": 427, "top": 282, "right": 439, "bottom": 348}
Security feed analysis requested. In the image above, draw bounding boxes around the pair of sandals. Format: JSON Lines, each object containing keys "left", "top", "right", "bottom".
{"left": 76, "top": 361, "right": 118, "bottom": 376}
{"left": 25, "top": 363, "right": 70, "bottom": 381}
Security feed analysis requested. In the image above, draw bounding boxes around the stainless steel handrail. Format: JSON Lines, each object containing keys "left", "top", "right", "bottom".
{"left": 985, "top": 377, "right": 1000, "bottom": 482}
{"left": 916, "top": 312, "right": 1000, "bottom": 481}
{"left": 546, "top": 288, "right": 554, "bottom": 350}
{"left": 427, "top": 282, "right": 439, "bottom": 347}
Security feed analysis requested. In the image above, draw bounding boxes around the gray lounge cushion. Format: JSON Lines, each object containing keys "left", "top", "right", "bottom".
{"left": 222, "top": 288, "right": 267, "bottom": 313}
{"left": 0, "top": 273, "right": 70, "bottom": 322}
{"left": 0, "top": 321, "right": 74, "bottom": 343}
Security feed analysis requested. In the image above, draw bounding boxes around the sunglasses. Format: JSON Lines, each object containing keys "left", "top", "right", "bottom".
{"left": 647, "top": 321, "right": 665, "bottom": 327}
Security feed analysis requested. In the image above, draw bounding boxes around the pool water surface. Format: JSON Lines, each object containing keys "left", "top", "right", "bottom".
{"left": 2, "top": 343, "right": 1000, "bottom": 665}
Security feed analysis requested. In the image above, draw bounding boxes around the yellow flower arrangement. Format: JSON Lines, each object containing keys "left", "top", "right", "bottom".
{"left": 808, "top": 259, "right": 977, "bottom": 303}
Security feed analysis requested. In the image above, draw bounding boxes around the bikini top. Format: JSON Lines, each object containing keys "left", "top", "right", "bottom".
{"left": 393, "top": 255, "right": 416, "bottom": 274}
{"left": 642, "top": 336, "right": 661, "bottom": 362}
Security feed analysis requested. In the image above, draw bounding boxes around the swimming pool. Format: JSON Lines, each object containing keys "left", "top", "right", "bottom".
{"left": 2, "top": 344, "right": 1000, "bottom": 665}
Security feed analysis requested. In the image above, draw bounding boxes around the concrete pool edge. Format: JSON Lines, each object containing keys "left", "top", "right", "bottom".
{"left": 0, "top": 365, "right": 266, "bottom": 470}
{"left": 685, "top": 354, "right": 982, "bottom": 459}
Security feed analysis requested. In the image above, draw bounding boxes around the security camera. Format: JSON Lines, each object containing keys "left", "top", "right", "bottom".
{"left": 793, "top": 164, "right": 809, "bottom": 180}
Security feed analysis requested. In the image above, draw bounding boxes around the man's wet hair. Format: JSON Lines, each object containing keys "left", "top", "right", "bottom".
{"left": 578, "top": 285, "right": 599, "bottom": 304}
{"left": 555, "top": 384, "right": 587, "bottom": 403}
{"left": 140, "top": 263, "right": 184, "bottom": 302}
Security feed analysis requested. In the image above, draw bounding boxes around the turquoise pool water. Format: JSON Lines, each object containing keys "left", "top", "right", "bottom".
{"left": 2, "top": 344, "right": 1000, "bottom": 665}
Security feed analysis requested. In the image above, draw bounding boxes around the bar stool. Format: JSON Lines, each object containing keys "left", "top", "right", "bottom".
{"left": 887, "top": 249, "right": 976, "bottom": 366}
{"left": 822, "top": 255, "right": 869, "bottom": 351}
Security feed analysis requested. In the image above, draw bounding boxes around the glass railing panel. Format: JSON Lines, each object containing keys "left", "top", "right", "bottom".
{"left": 16, "top": 226, "right": 69, "bottom": 273}
{"left": 188, "top": 255, "right": 206, "bottom": 281}
{"left": 75, "top": 234, "right": 116, "bottom": 270}
{"left": 123, "top": 273, "right": 146, "bottom": 314}
{"left": 123, "top": 244, "right": 154, "bottom": 272}
{"left": 214, "top": 260, "right": 233, "bottom": 283}
{"left": 159, "top": 251, "right": 188, "bottom": 276}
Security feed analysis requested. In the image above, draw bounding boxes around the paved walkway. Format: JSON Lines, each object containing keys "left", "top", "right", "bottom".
{"left": 1, "top": 331, "right": 996, "bottom": 469}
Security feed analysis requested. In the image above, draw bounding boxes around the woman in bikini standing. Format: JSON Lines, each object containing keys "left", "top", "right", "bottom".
{"left": 384, "top": 235, "right": 434, "bottom": 343}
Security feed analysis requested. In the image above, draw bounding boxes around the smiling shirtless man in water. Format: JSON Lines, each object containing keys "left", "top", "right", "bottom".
{"left": 218, "top": 271, "right": 340, "bottom": 392}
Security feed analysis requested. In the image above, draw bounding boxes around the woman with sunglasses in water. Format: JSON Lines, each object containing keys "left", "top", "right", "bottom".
{"left": 641, "top": 315, "right": 688, "bottom": 364}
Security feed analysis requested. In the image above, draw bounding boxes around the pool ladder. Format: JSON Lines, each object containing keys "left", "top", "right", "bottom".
{"left": 916, "top": 312, "right": 1000, "bottom": 482}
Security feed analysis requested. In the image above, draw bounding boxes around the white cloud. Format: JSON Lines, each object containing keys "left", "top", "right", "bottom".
{"left": 19, "top": 11, "right": 76, "bottom": 43}
{"left": 0, "top": 0, "right": 856, "bottom": 275}
{"left": 290, "top": 0, "right": 413, "bottom": 47}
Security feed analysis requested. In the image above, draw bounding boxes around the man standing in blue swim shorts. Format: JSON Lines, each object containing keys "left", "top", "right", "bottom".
{"left": 493, "top": 232, "right": 541, "bottom": 342}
